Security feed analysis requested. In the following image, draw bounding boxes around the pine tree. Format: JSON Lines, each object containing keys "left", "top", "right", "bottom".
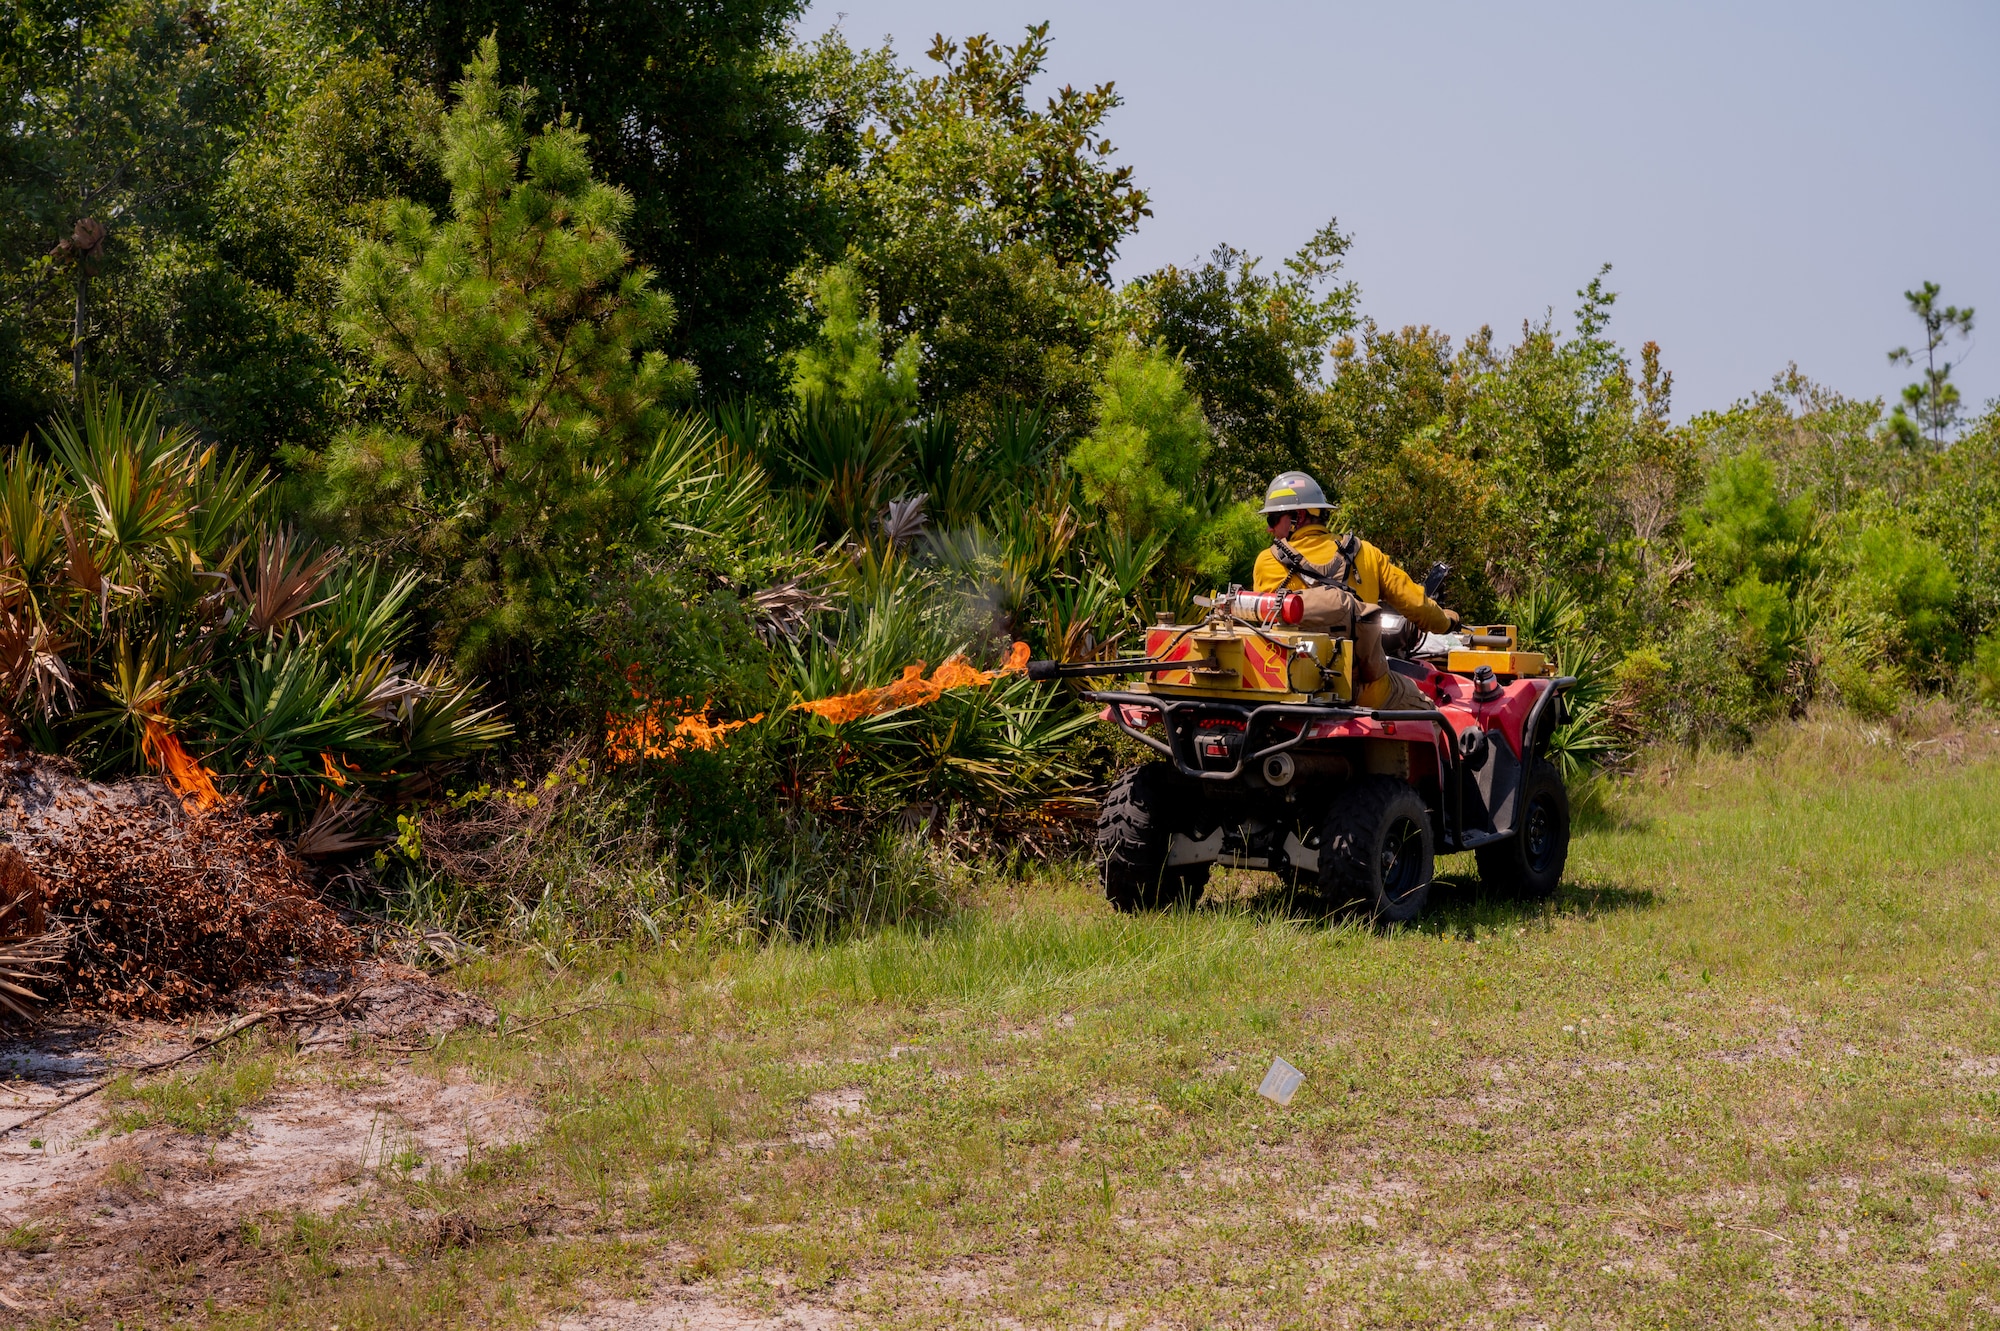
{"left": 1887, "top": 281, "right": 1975, "bottom": 446}
{"left": 315, "top": 37, "right": 695, "bottom": 671}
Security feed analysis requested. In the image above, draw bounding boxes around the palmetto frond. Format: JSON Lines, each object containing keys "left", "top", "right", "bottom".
{"left": 0, "top": 614, "right": 77, "bottom": 718}
{"left": 0, "top": 453, "right": 66, "bottom": 592}
{"left": 315, "top": 562, "right": 421, "bottom": 672}
{"left": 645, "top": 413, "right": 766, "bottom": 540}
{"left": 392, "top": 659, "right": 511, "bottom": 767}
{"left": 880, "top": 493, "right": 930, "bottom": 548}
{"left": 235, "top": 528, "right": 342, "bottom": 635}
{"left": 42, "top": 385, "right": 199, "bottom": 580}
{"left": 776, "top": 403, "right": 908, "bottom": 541}
{"left": 184, "top": 446, "right": 271, "bottom": 566}
{"left": 203, "top": 640, "right": 387, "bottom": 784}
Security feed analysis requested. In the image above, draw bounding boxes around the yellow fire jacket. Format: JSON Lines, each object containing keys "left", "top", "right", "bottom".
{"left": 1251, "top": 523, "right": 1451, "bottom": 632}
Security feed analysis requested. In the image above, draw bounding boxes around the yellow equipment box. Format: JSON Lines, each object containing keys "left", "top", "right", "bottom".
{"left": 1143, "top": 625, "right": 1355, "bottom": 702}
{"left": 1446, "top": 648, "right": 1549, "bottom": 677}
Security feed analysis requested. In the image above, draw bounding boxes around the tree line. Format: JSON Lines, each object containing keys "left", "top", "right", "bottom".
{"left": 2, "top": 0, "right": 1994, "bottom": 928}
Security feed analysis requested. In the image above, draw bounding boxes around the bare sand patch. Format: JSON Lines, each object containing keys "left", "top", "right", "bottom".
{"left": 0, "top": 964, "right": 531, "bottom": 1320}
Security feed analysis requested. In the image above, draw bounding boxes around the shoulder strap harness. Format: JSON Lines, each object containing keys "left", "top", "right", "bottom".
{"left": 1270, "top": 533, "right": 1361, "bottom": 589}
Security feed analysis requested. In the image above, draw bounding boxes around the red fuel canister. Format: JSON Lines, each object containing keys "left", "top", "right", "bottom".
{"left": 1220, "top": 590, "right": 1303, "bottom": 626}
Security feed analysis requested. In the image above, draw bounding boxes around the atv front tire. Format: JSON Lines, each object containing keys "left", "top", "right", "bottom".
{"left": 1097, "top": 763, "right": 1209, "bottom": 912}
{"left": 1475, "top": 760, "right": 1569, "bottom": 899}
{"left": 1317, "top": 776, "right": 1434, "bottom": 922}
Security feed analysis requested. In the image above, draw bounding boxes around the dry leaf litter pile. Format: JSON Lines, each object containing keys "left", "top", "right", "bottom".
{"left": 0, "top": 727, "right": 355, "bottom": 1018}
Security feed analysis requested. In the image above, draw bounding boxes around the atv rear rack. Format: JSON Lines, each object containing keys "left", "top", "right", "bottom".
{"left": 1082, "top": 678, "right": 1573, "bottom": 854}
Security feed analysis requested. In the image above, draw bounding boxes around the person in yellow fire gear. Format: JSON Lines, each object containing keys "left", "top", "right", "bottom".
{"left": 1251, "top": 470, "right": 1460, "bottom": 709}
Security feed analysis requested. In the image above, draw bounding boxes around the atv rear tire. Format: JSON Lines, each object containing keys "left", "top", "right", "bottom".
{"left": 1097, "top": 763, "right": 1209, "bottom": 912}
{"left": 1317, "top": 776, "right": 1433, "bottom": 922}
{"left": 1475, "top": 760, "right": 1569, "bottom": 899}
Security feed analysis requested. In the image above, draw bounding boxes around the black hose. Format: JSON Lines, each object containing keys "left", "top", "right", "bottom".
{"left": 1024, "top": 657, "right": 1182, "bottom": 682}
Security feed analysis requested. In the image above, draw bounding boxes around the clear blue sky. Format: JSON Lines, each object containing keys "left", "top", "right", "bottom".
{"left": 800, "top": 0, "right": 1999, "bottom": 421}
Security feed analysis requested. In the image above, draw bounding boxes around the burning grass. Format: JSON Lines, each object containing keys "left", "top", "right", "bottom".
{"left": 139, "top": 716, "right": 223, "bottom": 813}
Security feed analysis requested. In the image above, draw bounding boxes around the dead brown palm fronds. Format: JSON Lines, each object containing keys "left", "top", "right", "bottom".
{"left": 59, "top": 510, "right": 139, "bottom": 613}
{"left": 296, "top": 794, "right": 381, "bottom": 858}
{"left": 0, "top": 845, "right": 59, "bottom": 1022}
{"left": 19, "top": 640, "right": 75, "bottom": 718}
{"left": 0, "top": 618, "right": 40, "bottom": 699}
{"left": 236, "top": 528, "right": 342, "bottom": 634}
{"left": 750, "top": 580, "right": 835, "bottom": 645}
{"left": 31, "top": 798, "right": 358, "bottom": 1016}
{"left": 0, "top": 614, "right": 77, "bottom": 719}
{"left": 61, "top": 510, "right": 102, "bottom": 599}
{"left": 0, "top": 926, "right": 68, "bottom": 1022}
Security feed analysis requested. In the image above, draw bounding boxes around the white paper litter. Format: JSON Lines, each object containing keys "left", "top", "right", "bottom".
{"left": 1257, "top": 1056, "right": 1304, "bottom": 1106}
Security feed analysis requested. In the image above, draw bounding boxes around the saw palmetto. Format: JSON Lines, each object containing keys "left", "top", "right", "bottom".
{"left": 235, "top": 528, "right": 342, "bottom": 635}
{"left": 0, "top": 388, "right": 509, "bottom": 829}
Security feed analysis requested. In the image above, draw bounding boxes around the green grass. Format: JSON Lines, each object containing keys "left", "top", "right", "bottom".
{"left": 131, "top": 714, "right": 2000, "bottom": 1327}
{"left": 105, "top": 1048, "right": 280, "bottom": 1137}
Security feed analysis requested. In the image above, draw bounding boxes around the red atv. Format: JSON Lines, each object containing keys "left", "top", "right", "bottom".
{"left": 1028, "top": 604, "right": 1574, "bottom": 921}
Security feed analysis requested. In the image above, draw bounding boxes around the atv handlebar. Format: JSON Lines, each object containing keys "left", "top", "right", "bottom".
{"left": 1422, "top": 561, "right": 1452, "bottom": 600}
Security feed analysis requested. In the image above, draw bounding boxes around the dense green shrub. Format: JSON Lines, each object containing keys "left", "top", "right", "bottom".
{"left": 1836, "top": 524, "right": 1961, "bottom": 672}
{"left": 1973, "top": 631, "right": 2000, "bottom": 707}
{"left": 1608, "top": 611, "right": 1762, "bottom": 747}
{"left": 787, "top": 264, "right": 922, "bottom": 418}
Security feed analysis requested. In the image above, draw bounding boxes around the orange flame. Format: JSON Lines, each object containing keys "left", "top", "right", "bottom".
{"left": 140, "top": 716, "right": 223, "bottom": 813}
{"left": 793, "top": 641, "right": 1031, "bottom": 724}
{"left": 603, "top": 642, "right": 1031, "bottom": 759}
{"left": 605, "top": 703, "right": 765, "bottom": 763}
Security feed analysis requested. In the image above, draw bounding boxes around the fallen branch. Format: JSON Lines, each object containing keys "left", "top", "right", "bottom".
{"left": 0, "top": 987, "right": 378, "bottom": 1139}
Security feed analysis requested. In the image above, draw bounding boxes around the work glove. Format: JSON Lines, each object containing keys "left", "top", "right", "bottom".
{"left": 1440, "top": 607, "right": 1462, "bottom": 631}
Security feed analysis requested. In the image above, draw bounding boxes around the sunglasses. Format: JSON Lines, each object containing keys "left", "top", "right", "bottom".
{"left": 1265, "top": 512, "right": 1293, "bottom": 528}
